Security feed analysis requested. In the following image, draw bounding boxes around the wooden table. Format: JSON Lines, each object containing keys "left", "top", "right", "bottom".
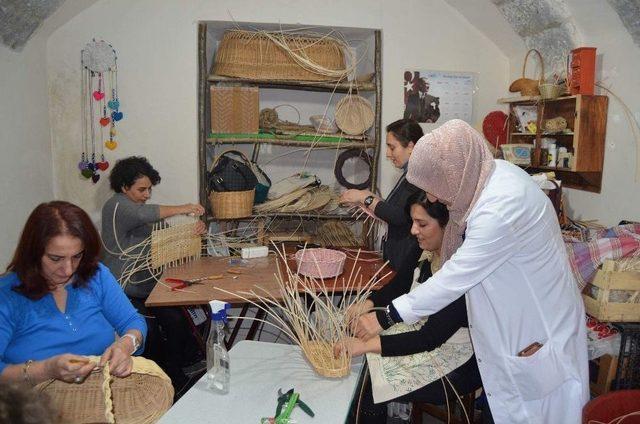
{"left": 145, "top": 250, "right": 392, "bottom": 307}
{"left": 145, "top": 251, "right": 393, "bottom": 348}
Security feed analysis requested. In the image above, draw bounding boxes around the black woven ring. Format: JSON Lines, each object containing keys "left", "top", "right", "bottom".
{"left": 334, "top": 148, "right": 373, "bottom": 190}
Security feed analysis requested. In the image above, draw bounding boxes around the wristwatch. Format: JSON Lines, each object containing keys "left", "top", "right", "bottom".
{"left": 363, "top": 195, "right": 375, "bottom": 207}
{"left": 122, "top": 333, "right": 141, "bottom": 355}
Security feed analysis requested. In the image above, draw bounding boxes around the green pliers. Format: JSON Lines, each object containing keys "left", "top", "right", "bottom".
{"left": 274, "top": 388, "right": 314, "bottom": 423}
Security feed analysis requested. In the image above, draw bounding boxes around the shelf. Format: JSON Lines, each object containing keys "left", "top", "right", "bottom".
{"left": 498, "top": 95, "right": 577, "bottom": 104}
{"left": 206, "top": 211, "right": 358, "bottom": 221}
{"left": 207, "top": 132, "right": 374, "bottom": 148}
{"left": 208, "top": 74, "right": 376, "bottom": 93}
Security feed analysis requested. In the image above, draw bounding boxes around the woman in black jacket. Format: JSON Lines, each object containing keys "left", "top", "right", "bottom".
{"left": 340, "top": 119, "right": 423, "bottom": 273}
{"left": 338, "top": 193, "right": 482, "bottom": 423}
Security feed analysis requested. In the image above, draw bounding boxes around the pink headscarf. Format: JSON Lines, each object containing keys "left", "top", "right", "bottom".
{"left": 407, "top": 119, "right": 496, "bottom": 262}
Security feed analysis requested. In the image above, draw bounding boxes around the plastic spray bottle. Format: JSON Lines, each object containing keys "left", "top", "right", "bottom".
{"left": 206, "top": 300, "right": 231, "bottom": 394}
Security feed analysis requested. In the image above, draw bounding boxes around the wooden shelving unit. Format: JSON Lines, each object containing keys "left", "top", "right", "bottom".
{"left": 197, "top": 23, "right": 382, "bottom": 246}
{"left": 499, "top": 95, "right": 609, "bottom": 192}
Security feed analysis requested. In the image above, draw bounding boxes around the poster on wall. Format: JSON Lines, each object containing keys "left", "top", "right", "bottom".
{"left": 403, "top": 70, "right": 475, "bottom": 124}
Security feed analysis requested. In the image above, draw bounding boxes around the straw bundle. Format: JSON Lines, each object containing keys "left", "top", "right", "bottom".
{"left": 36, "top": 357, "right": 173, "bottom": 424}
{"left": 214, "top": 245, "right": 391, "bottom": 378}
{"left": 316, "top": 221, "right": 360, "bottom": 247}
{"left": 214, "top": 30, "right": 347, "bottom": 82}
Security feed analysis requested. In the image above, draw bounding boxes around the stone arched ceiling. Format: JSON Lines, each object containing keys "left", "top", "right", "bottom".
{"left": 608, "top": 0, "right": 640, "bottom": 48}
{"left": 0, "top": 0, "right": 65, "bottom": 50}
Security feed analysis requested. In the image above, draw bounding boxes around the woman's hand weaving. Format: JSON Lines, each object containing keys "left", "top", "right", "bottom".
{"left": 100, "top": 339, "right": 134, "bottom": 378}
{"left": 354, "top": 312, "right": 383, "bottom": 341}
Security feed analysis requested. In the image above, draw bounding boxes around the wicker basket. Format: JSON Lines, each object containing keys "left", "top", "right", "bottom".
{"left": 36, "top": 356, "right": 173, "bottom": 424}
{"left": 583, "top": 259, "right": 640, "bottom": 322}
{"left": 295, "top": 248, "right": 347, "bottom": 279}
{"left": 213, "top": 30, "right": 346, "bottom": 82}
{"left": 209, "top": 189, "right": 255, "bottom": 219}
{"left": 334, "top": 95, "right": 374, "bottom": 135}
{"left": 509, "top": 49, "right": 544, "bottom": 96}
{"left": 539, "top": 83, "right": 565, "bottom": 100}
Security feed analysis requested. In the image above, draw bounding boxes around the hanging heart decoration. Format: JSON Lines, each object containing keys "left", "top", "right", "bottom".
{"left": 111, "top": 111, "right": 124, "bottom": 122}
{"left": 78, "top": 161, "right": 89, "bottom": 170}
{"left": 105, "top": 140, "right": 118, "bottom": 150}
{"left": 87, "top": 162, "right": 96, "bottom": 171}
{"left": 99, "top": 117, "right": 111, "bottom": 127}
{"left": 110, "top": 127, "right": 117, "bottom": 137}
{"left": 81, "top": 169, "right": 94, "bottom": 179}
{"left": 92, "top": 174, "right": 101, "bottom": 183}
{"left": 107, "top": 99, "right": 120, "bottom": 110}
{"left": 97, "top": 161, "right": 110, "bottom": 171}
{"left": 93, "top": 91, "right": 105, "bottom": 101}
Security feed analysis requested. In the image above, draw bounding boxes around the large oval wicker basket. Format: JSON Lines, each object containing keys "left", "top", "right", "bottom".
{"left": 36, "top": 356, "right": 173, "bottom": 424}
{"left": 213, "top": 30, "right": 346, "bottom": 82}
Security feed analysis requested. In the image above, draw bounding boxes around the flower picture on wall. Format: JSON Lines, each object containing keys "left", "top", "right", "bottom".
{"left": 403, "top": 70, "right": 475, "bottom": 124}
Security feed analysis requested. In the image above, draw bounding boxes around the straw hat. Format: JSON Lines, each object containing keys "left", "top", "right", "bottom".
{"left": 334, "top": 95, "right": 374, "bottom": 135}
{"left": 36, "top": 356, "right": 173, "bottom": 424}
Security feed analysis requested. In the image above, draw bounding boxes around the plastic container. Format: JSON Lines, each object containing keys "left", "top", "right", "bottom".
{"left": 582, "top": 390, "right": 640, "bottom": 423}
{"left": 206, "top": 300, "right": 231, "bottom": 394}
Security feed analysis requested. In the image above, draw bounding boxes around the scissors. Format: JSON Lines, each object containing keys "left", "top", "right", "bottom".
{"left": 165, "top": 274, "right": 223, "bottom": 291}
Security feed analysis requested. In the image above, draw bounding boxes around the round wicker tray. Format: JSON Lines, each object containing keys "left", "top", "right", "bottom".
{"left": 334, "top": 95, "right": 374, "bottom": 135}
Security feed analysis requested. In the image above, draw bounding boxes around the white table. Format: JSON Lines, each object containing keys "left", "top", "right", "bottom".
{"left": 158, "top": 340, "right": 364, "bottom": 424}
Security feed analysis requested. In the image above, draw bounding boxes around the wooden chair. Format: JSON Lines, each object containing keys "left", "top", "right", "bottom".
{"left": 411, "top": 391, "right": 478, "bottom": 424}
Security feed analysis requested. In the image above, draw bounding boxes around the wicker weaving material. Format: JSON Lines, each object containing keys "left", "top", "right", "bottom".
{"left": 36, "top": 356, "right": 173, "bottom": 424}
{"left": 214, "top": 30, "right": 346, "bottom": 82}
{"left": 303, "top": 340, "right": 350, "bottom": 378}
{"left": 210, "top": 86, "right": 259, "bottom": 134}
{"left": 334, "top": 95, "right": 374, "bottom": 135}
{"left": 151, "top": 221, "right": 202, "bottom": 270}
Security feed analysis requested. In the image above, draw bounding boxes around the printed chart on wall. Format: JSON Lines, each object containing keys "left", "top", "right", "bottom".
{"left": 403, "top": 70, "right": 475, "bottom": 124}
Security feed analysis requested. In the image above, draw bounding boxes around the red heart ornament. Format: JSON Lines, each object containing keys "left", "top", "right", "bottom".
{"left": 93, "top": 91, "right": 105, "bottom": 101}
{"left": 99, "top": 117, "right": 111, "bottom": 127}
{"left": 97, "top": 161, "right": 109, "bottom": 171}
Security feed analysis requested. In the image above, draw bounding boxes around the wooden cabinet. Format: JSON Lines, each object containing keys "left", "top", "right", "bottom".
{"left": 499, "top": 95, "right": 608, "bottom": 192}
{"left": 197, "top": 22, "right": 381, "bottom": 247}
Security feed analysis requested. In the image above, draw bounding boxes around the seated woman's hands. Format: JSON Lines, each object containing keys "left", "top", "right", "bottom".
{"left": 345, "top": 299, "right": 374, "bottom": 328}
{"left": 99, "top": 337, "right": 135, "bottom": 378}
{"left": 339, "top": 189, "right": 373, "bottom": 205}
{"left": 333, "top": 336, "right": 381, "bottom": 357}
{"left": 44, "top": 354, "right": 97, "bottom": 383}
{"left": 353, "top": 312, "right": 384, "bottom": 341}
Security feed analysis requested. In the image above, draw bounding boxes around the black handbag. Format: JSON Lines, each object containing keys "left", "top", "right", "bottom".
{"left": 208, "top": 150, "right": 257, "bottom": 192}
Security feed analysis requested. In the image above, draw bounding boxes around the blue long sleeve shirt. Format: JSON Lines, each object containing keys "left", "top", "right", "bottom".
{"left": 0, "top": 263, "right": 147, "bottom": 375}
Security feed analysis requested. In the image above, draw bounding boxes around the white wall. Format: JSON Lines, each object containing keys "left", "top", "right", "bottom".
{"left": 46, "top": 0, "right": 509, "bottom": 220}
{"left": 500, "top": 2, "right": 640, "bottom": 225}
{"left": 0, "top": 1, "right": 98, "bottom": 267}
{"left": 559, "top": 0, "right": 640, "bottom": 225}
{"left": 0, "top": 40, "right": 53, "bottom": 266}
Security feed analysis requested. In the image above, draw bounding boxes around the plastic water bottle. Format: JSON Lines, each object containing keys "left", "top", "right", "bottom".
{"left": 206, "top": 300, "right": 230, "bottom": 394}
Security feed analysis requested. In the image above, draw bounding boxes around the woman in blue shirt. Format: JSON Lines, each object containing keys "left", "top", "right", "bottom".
{"left": 0, "top": 201, "right": 147, "bottom": 386}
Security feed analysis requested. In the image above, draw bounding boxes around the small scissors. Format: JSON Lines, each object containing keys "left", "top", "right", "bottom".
{"left": 165, "top": 274, "right": 223, "bottom": 291}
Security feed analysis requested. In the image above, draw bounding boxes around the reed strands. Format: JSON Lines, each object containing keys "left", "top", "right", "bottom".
{"left": 316, "top": 221, "right": 360, "bottom": 247}
{"left": 150, "top": 220, "right": 202, "bottom": 269}
{"left": 214, "top": 244, "right": 391, "bottom": 378}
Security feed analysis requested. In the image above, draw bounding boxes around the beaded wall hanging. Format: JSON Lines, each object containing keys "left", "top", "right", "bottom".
{"left": 80, "top": 39, "right": 124, "bottom": 183}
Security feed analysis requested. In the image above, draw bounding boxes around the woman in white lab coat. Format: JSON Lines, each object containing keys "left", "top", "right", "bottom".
{"left": 355, "top": 120, "right": 589, "bottom": 424}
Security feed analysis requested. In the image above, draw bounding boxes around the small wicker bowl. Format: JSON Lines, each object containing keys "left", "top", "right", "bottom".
{"left": 539, "top": 83, "right": 565, "bottom": 100}
{"left": 295, "top": 248, "right": 347, "bottom": 279}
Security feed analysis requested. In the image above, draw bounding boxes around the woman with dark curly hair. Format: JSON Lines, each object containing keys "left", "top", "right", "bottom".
{"left": 101, "top": 156, "right": 206, "bottom": 397}
{"left": 0, "top": 201, "right": 146, "bottom": 386}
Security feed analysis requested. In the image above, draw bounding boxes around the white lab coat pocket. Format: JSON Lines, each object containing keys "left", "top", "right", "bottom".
{"left": 504, "top": 342, "right": 570, "bottom": 401}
